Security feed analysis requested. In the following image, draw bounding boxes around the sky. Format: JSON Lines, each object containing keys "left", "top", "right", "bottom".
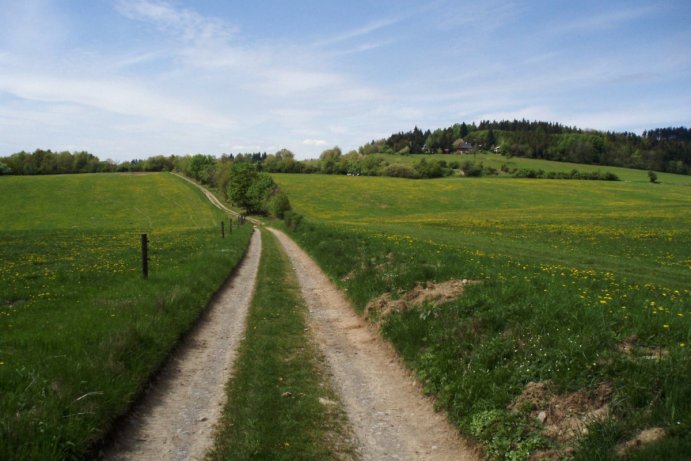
{"left": 0, "top": 0, "right": 689, "bottom": 161}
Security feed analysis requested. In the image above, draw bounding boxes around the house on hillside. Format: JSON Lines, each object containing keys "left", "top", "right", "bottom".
{"left": 456, "top": 141, "right": 473, "bottom": 153}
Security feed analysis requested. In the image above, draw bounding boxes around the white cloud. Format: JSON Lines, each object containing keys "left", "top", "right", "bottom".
{"left": 252, "top": 69, "right": 346, "bottom": 95}
{"left": 555, "top": 6, "right": 655, "bottom": 35}
{"left": 115, "top": 0, "right": 236, "bottom": 43}
{"left": 435, "top": 0, "right": 523, "bottom": 32}
{"left": 0, "top": 73, "right": 234, "bottom": 128}
{"left": 1, "top": 1, "right": 688, "bottom": 161}
{"left": 314, "top": 17, "right": 401, "bottom": 48}
{"left": 303, "top": 139, "right": 328, "bottom": 146}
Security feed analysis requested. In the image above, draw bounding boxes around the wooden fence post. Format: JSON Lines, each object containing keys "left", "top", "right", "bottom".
{"left": 141, "top": 233, "right": 148, "bottom": 279}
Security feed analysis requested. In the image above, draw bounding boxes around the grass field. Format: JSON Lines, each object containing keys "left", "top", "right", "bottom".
{"left": 276, "top": 174, "right": 689, "bottom": 289}
{"left": 0, "top": 173, "right": 252, "bottom": 460}
{"left": 274, "top": 171, "right": 690, "bottom": 459}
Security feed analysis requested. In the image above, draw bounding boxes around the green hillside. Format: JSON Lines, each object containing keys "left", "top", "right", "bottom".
{"left": 274, "top": 170, "right": 690, "bottom": 459}
{"left": 0, "top": 173, "right": 252, "bottom": 460}
{"left": 276, "top": 172, "right": 689, "bottom": 288}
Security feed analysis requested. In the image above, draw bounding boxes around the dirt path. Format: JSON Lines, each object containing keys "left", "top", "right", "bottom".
{"left": 172, "top": 172, "right": 238, "bottom": 216}
{"left": 172, "top": 173, "right": 260, "bottom": 225}
{"left": 101, "top": 229, "right": 262, "bottom": 461}
{"left": 269, "top": 228, "right": 479, "bottom": 461}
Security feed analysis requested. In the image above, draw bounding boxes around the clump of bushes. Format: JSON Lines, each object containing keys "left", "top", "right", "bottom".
{"left": 227, "top": 162, "right": 291, "bottom": 217}
{"left": 512, "top": 168, "right": 620, "bottom": 180}
{"left": 283, "top": 210, "right": 303, "bottom": 231}
{"left": 460, "top": 161, "right": 499, "bottom": 177}
{"left": 382, "top": 163, "right": 420, "bottom": 178}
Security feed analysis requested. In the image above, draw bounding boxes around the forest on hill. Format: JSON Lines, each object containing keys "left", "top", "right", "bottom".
{"left": 369, "top": 120, "right": 690, "bottom": 175}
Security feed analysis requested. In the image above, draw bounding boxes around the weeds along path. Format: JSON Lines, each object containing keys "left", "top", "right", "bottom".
{"left": 102, "top": 230, "right": 262, "bottom": 461}
{"left": 269, "top": 228, "right": 479, "bottom": 461}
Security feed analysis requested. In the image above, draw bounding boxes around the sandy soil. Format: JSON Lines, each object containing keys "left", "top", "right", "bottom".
{"left": 270, "top": 228, "right": 479, "bottom": 461}
{"left": 101, "top": 230, "right": 262, "bottom": 461}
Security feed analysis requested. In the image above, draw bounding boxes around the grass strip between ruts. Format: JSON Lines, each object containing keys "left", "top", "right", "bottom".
{"left": 206, "top": 228, "right": 357, "bottom": 461}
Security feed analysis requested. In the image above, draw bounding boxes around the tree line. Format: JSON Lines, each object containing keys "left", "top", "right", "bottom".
{"left": 368, "top": 120, "right": 690, "bottom": 174}
{"left": 2, "top": 120, "right": 688, "bottom": 183}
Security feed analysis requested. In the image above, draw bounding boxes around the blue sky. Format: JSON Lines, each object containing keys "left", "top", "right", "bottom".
{"left": 0, "top": 0, "right": 689, "bottom": 161}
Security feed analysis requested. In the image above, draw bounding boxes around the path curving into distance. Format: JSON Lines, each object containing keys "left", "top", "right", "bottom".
{"left": 172, "top": 173, "right": 260, "bottom": 225}
{"left": 160, "top": 177, "right": 478, "bottom": 459}
{"left": 172, "top": 172, "right": 238, "bottom": 216}
{"left": 269, "top": 228, "right": 480, "bottom": 461}
{"left": 102, "top": 230, "right": 262, "bottom": 461}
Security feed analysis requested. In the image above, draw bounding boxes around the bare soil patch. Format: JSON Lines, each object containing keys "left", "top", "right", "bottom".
{"left": 510, "top": 380, "right": 612, "bottom": 460}
{"left": 616, "top": 335, "right": 669, "bottom": 360}
{"left": 365, "top": 279, "right": 481, "bottom": 321}
{"left": 615, "top": 427, "right": 666, "bottom": 456}
{"left": 101, "top": 230, "right": 262, "bottom": 460}
{"left": 270, "top": 228, "right": 479, "bottom": 461}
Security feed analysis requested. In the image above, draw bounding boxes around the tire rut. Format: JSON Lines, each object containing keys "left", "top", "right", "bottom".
{"left": 101, "top": 229, "right": 262, "bottom": 461}
{"left": 269, "top": 228, "right": 479, "bottom": 461}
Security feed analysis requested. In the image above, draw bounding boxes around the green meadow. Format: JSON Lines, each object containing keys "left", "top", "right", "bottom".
{"left": 275, "top": 172, "right": 690, "bottom": 459}
{"left": 0, "top": 173, "right": 252, "bottom": 460}
{"left": 277, "top": 174, "right": 689, "bottom": 288}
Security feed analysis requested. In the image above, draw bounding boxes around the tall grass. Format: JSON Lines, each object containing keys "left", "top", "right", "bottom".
{"left": 274, "top": 171, "right": 690, "bottom": 459}
{"left": 0, "top": 173, "right": 253, "bottom": 460}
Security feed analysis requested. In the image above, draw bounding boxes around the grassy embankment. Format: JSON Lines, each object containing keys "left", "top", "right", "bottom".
{"left": 274, "top": 172, "right": 690, "bottom": 460}
{"left": 0, "top": 173, "right": 252, "bottom": 460}
{"left": 208, "top": 229, "right": 355, "bottom": 460}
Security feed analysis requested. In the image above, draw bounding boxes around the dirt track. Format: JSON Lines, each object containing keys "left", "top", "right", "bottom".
{"left": 101, "top": 230, "right": 261, "bottom": 461}
{"left": 270, "top": 228, "right": 479, "bottom": 461}
{"left": 102, "top": 175, "right": 478, "bottom": 460}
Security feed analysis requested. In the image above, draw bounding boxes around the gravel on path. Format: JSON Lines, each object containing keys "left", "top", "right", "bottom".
{"left": 270, "top": 228, "right": 479, "bottom": 461}
{"left": 101, "top": 229, "right": 262, "bottom": 461}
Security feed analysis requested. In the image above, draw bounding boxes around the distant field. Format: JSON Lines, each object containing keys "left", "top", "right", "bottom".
{"left": 372, "top": 152, "right": 691, "bottom": 184}
{"left": 275, "top": 170, "right": 690, "bottom": 458}
{"left": 0, "top": 173, "right": 252, "bottom": 460}
{"left": 276, "top": 173, "right": 690, "bottom": 288}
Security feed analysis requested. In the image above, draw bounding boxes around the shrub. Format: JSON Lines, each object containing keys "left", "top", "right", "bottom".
{"left": 0, "top": 161, "right": 11, "bottom": 175}
{"left": 283, "top": 210, "right": 303, "bottom": 230}
{"left": 382, "top": 164, "right": 420, "bottom": 179}
{"left": 245, "top": 173, "right": 276, "bottom": 214}
{"left": 413, "top": 158, "right": 444, "bottom": 178}
{"left": 513, "top": 168, "right": 619, "bottom": 181}
{"left": 227, "top": 162, "right": 258, "bottom": 209}
{"left": 461, "top": 161, "right": 484, "bottom": 177}
{"left": 267, "top": 190, "right": 291, "bottom": 219}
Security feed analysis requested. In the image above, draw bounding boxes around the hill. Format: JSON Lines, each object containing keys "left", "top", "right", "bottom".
{"left": 367, "top": 120, "right": 690, "bottom": 175}
{"left": 273, "top": 172, "right": 691, "bottom": 458}
{"left": 0, "top": 173, "right": 252, "bottom": 460}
